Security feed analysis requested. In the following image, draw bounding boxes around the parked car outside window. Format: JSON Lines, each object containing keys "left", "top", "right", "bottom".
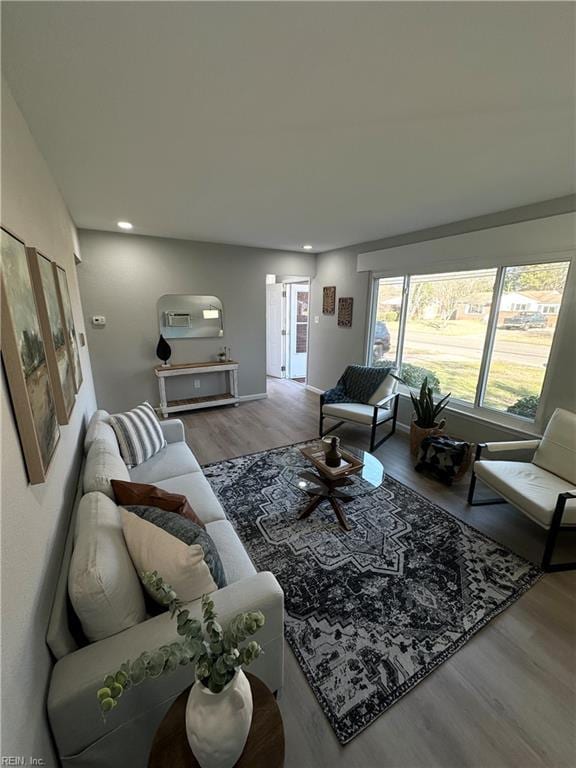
{"left": 502, "top": 312, "right": 547, "bottom": 330}
{"left": 373, "top": 320, "right": 391, "bottom": 361}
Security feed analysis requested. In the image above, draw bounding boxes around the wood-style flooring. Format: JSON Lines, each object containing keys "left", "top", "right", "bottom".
{"left": 181, "top": 378, "right": 575, "bottom": 768}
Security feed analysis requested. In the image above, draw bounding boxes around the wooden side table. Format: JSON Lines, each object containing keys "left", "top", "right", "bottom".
{"left": 148, "top": 674, "right": 284, "bottom": 768}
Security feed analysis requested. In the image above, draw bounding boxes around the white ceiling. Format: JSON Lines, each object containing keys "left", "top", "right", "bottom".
{"left": 2, "top": 2, "right": 574, "bottom": 252}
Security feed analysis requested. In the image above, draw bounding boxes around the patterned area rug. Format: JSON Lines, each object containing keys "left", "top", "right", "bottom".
{"left": 203, "top": 444, "right": 541, "bottom": 744}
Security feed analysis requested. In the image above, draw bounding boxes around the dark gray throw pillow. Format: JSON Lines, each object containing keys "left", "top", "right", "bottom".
{"left": 123, "top": 505, "right": 227, "bottom": 589}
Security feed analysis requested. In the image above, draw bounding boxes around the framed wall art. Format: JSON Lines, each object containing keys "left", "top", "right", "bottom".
{"left": 27, "top": 248, "right": 76, "bottom": 423}
{"left": 1, "top": 227, "right": 60, "bottom": 483}
{"left": 322, "top": 286, "right": 336, "bottom": 315}
{"left": 53, "top": 263, "right": 83, "bottom": 392}
{"left": 338, "top": 297, "right": 354, "bottom": 327}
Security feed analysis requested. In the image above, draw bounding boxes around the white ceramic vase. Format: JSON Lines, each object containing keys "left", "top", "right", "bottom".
{"left": 185, "top": 669, "right": 253, "bottom": 768}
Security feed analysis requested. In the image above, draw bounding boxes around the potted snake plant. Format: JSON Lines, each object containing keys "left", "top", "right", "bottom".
{"left": 393, "top": 375, "right": 451, "bottom": 457}
{"left": 96, "top": 572, "right": 265, "bottom": 768}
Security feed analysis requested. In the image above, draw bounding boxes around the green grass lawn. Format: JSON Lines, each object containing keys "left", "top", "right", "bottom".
{"left": 406, "top": 357, "right": 543, "bottom": 411}
{"left": 375, "top": 317, "right": 548, "bottom": 413}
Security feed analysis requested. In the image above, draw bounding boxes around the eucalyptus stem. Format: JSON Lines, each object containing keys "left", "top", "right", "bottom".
{"left": 96, "top": 571, "right": 265, "bottom": 716}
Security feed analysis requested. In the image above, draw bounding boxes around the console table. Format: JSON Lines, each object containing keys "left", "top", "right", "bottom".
{"left": 154, "top": 361, "right": 239, "bottom": 418}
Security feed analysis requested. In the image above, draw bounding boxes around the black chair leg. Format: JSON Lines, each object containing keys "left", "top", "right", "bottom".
{"left": 391, "top": 393, "right": 399, "bottom": 436}
{"left": 467, "top": 470, "right": 478, "bottom": 505}
{"left": 369, "top": 395, "right": 400, "bottom": 453}
{"left": 370, "top": 417, "right": 377, "bottom": 452}
{"left": 467, "top": 444, "right": 507, "bottom": 506}
{"left": 541, "top": 492, "right": 576, "bottom": 572}
{"left": 467, "top": 443, "right": 483, "bottom": 504}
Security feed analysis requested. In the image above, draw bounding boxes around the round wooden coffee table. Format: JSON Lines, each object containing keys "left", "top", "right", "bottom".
{"left": 148, "top": 673, "right": 284, "bottom": 768}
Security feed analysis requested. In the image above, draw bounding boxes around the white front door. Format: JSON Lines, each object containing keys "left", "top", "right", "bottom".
{"left": 266, "top": 283, "right": 285, "bottom": 377}
{"left": 288, "top": 283, "right": 309, "bottom": 380}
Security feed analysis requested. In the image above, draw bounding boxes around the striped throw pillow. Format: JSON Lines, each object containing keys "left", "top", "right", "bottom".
{"left": 109, "top": 402, "right": 166, "bottom": 467}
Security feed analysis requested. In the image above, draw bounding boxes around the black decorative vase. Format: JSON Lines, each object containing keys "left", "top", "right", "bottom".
{"left": 156, "top": 334, "right": 172, "bottom": 366}
{"left": 325, "top": 437, "right": 342, "bottom": 468}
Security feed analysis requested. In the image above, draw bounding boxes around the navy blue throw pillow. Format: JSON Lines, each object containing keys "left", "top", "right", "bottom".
{"left": 123, "top": 505, "right": 227, "bottom": 588}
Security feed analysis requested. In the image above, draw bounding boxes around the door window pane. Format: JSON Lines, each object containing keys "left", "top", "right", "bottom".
{"left": 483, "top": 261, "right": 570, "bottom": 419}
{"left": 295, "top": 290, "right": 308, "bottom": 354}
{"left": 370, "top": 277, "right": 404, "bottom": 366}
{"left": 402, "top": 269, "right": 497, "bottom": 400}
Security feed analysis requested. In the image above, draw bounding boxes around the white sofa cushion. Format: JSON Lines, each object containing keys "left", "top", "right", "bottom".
{"left": 533, "top": 408, "right": 576, "bottom": 485}
{"left": 154, "top": 472, "right": 227, "bottom": 524}
{"left": 156, "top": 472, "right": 226, "bottom": 525}
{"left": 84, "top": 410, "right": 118, "bottom": 454}
{"left": 84, "top": 439, "right": 130, "bottom": 498}
{"left": 128, "top": 442, "right": 201, "bottom": 484}
{"left": 323, "top": 401, "right": 393, "bottom": 426}
{"left": 204, "top": 520, "right": 257, "bottom": 584}
{"left": 475, "top": 460, "right": 576, "bottom": 529}
{"left": 121, "top": 509, "right": 217, "bottom": 603}
{"left": 68, "top": 492, "right": 146, "bottom": 642}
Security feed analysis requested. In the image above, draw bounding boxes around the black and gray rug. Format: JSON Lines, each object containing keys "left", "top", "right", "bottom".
{"left": 204, "top": 444, "right": 541, "bottom": 744}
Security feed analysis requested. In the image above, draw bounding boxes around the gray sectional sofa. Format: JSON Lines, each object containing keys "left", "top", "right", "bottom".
{"left": 46, "top": 410, "right": 284, "bottom": 768}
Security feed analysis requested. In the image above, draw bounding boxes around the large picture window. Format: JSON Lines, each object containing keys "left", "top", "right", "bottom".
{"left": 370, "top": 276, "right": 404, "bottom": 366}
{"left": 368, "top": 260, "right": 570, "bottom": 421}
{"left": 482, "top": 262, "right": 569, "bottom": 418}
{"left": 403, "top": 270, "right": 497, "bottom": 403}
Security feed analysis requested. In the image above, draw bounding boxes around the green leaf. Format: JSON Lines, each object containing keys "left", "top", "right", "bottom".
{"left": 114, "top": 671, "right": 128, "bottom": 687}
{"left": 148, "top": 651, "right": 166, "bottom": 678}
{"left": 130, "top": 658, "right": 146, "bottom": 685}
{"left": 97, "top": 687, "right": 111, "bottom": 703}
{"left": 100, "top": 697, "right": 117, "bottom": 713}
{"left": 177, "top": 610, "right": 189, "bottom": 626}
{"left": 109, "top": 683, "right": 123, "bottom": 699}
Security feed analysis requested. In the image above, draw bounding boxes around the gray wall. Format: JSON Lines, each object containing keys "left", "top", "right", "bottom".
{"left": 77, "top": 230, "right": 316, "bottom": 412}
{"left": 308, "top": 249, "right": 371, "bottom": 391}
{"left": 1, "top": 82, "right": 97, "bottom": 763}
{"left": 308, "top": 196, "right": 576, "bottom": 441}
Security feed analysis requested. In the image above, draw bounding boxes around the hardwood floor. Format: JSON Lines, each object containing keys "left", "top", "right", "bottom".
{"left": 181, "top": 378, "right": 575, "bottom": 768}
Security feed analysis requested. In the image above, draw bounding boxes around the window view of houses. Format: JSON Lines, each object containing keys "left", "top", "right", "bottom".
{"left": 371, "top": 261, "right": 569, "bottom": 419}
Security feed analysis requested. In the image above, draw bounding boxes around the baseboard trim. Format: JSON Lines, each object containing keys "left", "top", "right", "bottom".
{"left": 305, "top": 384, "right": 324, "bottom": 395}
{"left": 239, "top": 393, "right": 268, "bottom": 402}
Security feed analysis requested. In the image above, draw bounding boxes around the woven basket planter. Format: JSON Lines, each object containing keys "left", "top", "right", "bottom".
{"left": 409, "top": 419, "right": 445, "bottom": 458}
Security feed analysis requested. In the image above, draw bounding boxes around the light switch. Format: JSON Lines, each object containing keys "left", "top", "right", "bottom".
{"left": 314, "top": 315, "right": 320, "bottom": 324}
{"left": 92, "top": 316, "right": 106, "bottom": 327}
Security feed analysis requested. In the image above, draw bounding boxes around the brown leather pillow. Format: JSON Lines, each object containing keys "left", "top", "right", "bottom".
{"left": 111, "top": 480, "right": 205, "bottom": 529}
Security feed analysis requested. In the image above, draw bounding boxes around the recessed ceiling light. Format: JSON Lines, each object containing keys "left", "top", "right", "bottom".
{"left": 302, "top": 244, "right": 313, "bottom": 250}
{"left": 117, "top": 221, "right": 133, "bottom": 230}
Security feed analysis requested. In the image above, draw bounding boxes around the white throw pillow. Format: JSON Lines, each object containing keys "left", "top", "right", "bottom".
{"left": 121, "top": 509, "right": 217, "bottom": 603}
{"left": 83, "top": 439, "right": 130, "bottom": 499}
{"left": 533, "top": 407, "right": 576, "bottom": 484}
{"left": 68, "top": 492, "right": 146, "bottom": 642}
{"left": 109, "top": 402, "right": 166, "bottom": 468}
{"left": 368, "top": 370, "right": 397, "bottom": 406}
